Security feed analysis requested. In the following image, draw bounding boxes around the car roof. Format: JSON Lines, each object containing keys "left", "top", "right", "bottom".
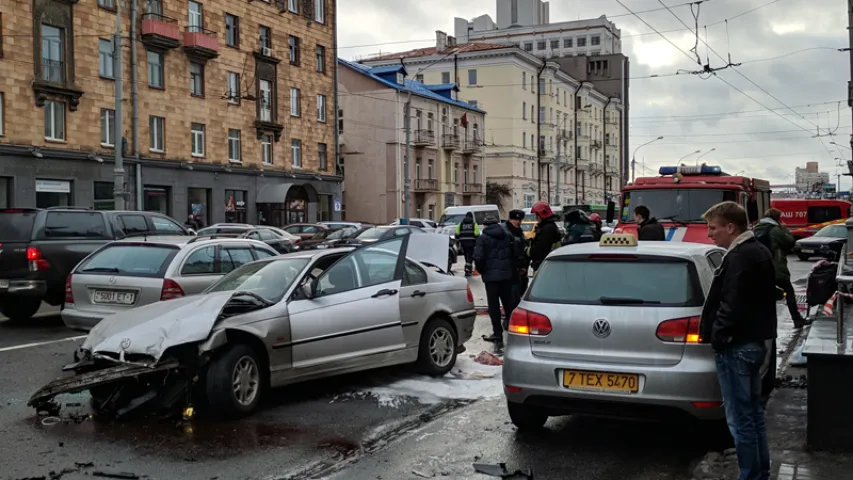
{"left": 270, "top": 247, "right": 356, "bottom": 259}
{"left": 549, "top": 240, "right": 724, "bottom": 260}
{"left": 112, "top": 235, "right": 271, "bottom": 248}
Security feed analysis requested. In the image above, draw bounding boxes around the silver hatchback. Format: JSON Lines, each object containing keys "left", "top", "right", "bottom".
{"left": 61, "top": 236, "right": 279, "bottom": 331}
{"left": 503, "top": 235, "right": 775, "bottom": 429}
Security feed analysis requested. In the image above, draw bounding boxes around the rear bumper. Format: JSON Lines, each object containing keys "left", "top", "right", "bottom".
{"left": 451, "top": 309, "right": 477, "bottom": 346}
{"left": 60, "top": 304, "right": 105, "bottom": 331}
{"left": 0, "top": 279, "right": 47, "bottom": 297}
{"left": 502, "top": 338, "right": 724, "bottom": 421}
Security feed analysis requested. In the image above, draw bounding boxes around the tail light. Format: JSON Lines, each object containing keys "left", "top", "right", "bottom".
{"left": 64, "top": 274, "right": 74, "bottom": 304}
{"left": 160, "top": 278, "right": 185, "bottom": 300}
{"left": 656, "top": 316, "right": 701, "bottom": 343}
{"left": 293, "top": 238, "right": 301, "bottom": 245}
{"left": 508, "top": 308, "right": 552, "bottom": 336}
{"left": 27, "top": 247, "right": 50, "bottom": 272}
{"left": 466, "top": 284, "right": 474, "bottom": 303}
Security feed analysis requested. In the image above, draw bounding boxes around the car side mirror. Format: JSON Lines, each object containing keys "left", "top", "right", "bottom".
{"left": 301, "top": 280, "right": 315, "bottom": 300}
{"left": 606, "top": 201, "right": 616, "bottom": 224}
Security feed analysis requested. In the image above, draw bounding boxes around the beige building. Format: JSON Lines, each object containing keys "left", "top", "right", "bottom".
{"left": 360, "top": 32, "right": 623, "bottom": 216}
{"left": 338, "top": 59, "right": 485, "bottom": 224}
{"left": 0, "top": 0, "right": 339, "bottom": 224}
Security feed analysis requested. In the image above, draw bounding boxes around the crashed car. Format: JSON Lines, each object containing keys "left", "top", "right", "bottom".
{"left": 29, "top": 234, "right": 477, "bottom": 419}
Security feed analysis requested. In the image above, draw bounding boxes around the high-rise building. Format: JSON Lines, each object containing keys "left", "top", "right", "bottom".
{"left": 795, "top": 162, "right": 830, "bottom": 192}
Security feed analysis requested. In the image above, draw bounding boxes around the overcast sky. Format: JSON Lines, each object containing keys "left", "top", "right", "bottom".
{"left": 338, "top": 0, "right": 850, "bottom": 190}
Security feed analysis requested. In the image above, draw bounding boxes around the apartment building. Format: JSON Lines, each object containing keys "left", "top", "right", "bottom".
{"left": 338, "top": 59, "right": 485, "bottom": 224}
{"left": 360, "top": 32, "right": 622, "bottom": 216}
{"left": 0, "top": 0, "right": 340, "bottom": 225}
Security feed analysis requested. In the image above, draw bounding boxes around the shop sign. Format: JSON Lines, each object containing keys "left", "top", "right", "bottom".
{"left": 36, "top": 179, "right": 71, "bottom": 193}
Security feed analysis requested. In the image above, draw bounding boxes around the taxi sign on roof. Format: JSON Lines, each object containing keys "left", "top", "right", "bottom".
{"left": 600, "top": 233, "right": 637, "bottom": 246}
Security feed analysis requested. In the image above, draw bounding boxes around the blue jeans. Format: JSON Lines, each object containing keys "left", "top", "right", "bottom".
{"left": 715, "top": 342, "right": 770, "bottom": 480}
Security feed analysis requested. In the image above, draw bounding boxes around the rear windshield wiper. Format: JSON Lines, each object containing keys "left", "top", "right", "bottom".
{"left": 79, "top": 267, "right": 120, "bottom": 273}
{"left": 599, "top": 296, "right": 661, "bottom": 305}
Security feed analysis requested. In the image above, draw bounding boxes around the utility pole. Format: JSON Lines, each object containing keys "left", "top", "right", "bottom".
{"left": 555, "top": 133, "right": 561, "bottom": 206}
{"left": 401, "top": 96, "right": 411, "bottom": 224}
{"left": 113, "top": 0, "right": 126, "bottom": 210}
{"left": 848, "top": 0, "right": 853, "bottom": 160}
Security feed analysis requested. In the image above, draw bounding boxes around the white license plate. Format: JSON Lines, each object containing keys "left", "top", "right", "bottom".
{"left": 0, "top": 279, "right": 8, "bottom": 289}
{"left": 801, "top": 249, "right": 814, "bottom": 254}
{"left": 93, "top": 290, "right": 136, "bottom": 305}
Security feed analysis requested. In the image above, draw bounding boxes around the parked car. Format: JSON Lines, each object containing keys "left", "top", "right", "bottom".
{"left": 318, "top": 221, "right": 372, "bottom": 230}
{"left": 282, "top": 223, "right": 332, "bottom": 241}
{"left": 195, "top": 225, "right": 299, "bottom": 253}
{"left": 61, "top": 236, "right": 279, "bottom": 331}
{"left": 0, "top": 207, "right": 190, "bottom": 322}
{"left": 793, "top": 224, "right": 847, "bottom": 261}
{"left": 389, "top": 218, "right": 438, "bottom": 233}
{"left": 344, "top": 226, "right": 458, "bottom": 272}
{"left": 31, "top": 234, "right": 476, "bottom": 419}
{"left": 502, "top": 234, "right": 776, "bottom": 430}
{"left": 298, "top": 226, "right": 360, "bottom": 250}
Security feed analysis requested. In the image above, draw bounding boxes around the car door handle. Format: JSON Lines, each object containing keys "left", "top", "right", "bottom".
{"left": 411, "top": 290, "right": 426, "bottom": 297}
{"left": 371, "top": 288, "right": 398, "bottom": 298}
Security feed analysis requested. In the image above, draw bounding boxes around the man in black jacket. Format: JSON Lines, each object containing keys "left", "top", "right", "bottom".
{"left": 527, "top": 202, "right": 562, "bottom": 272}
{"left": 633, "top": 205, "right": 666, "bottom": 241}
{"left": 504, "top": 210, "right": 530, "bottom": 305}
{"left": 474, "top": 215, "right": 516, "bottom": 346}
{"left": 700, "top": 201, "right": 776, "bottom": 480}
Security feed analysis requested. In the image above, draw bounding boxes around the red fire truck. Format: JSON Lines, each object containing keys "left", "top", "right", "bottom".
{"left": 770, "top": 198, "right": 852, "bottom": 239}
{"left": 614, "top": 165, "right": 772, "bottom": 244}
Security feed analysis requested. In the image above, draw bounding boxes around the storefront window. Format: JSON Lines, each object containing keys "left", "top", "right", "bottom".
{"left": 0, "top": 178, "right": 11, "bottom": 208}
{"left": 188, "top": 187, "right": 211, "bottom": 227}
{"left": 144, "top": 185, "right": 171, "bottom": 215}
{"left": 318, "top": 194, "right": 332, "bottom": 221}
{"left": 224, "top": 189, "right": 247, "bottom": 223}
{"left": 35, "top": 179, "right": 71, "bottom": 208}
{"left": 285, "top": 186, "right": 309, "bottom": 224}
{"left": 93, "top": 181, "right": 115, "bottom": 210}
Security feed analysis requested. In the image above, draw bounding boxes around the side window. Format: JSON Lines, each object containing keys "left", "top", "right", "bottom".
{"left": 403, "top": 260, "right": 427, "bottom": 286}
{"left": 284, "top": 226, "right": 302, "bottom": 234}
{"left": 252, "top": 247, "right": 277, "bottom": 259}
{"left": 707, "top": 251, "right": 723, "bottom": 269}
{"left": 808, "top": 206, "right": 842, "bottom": 224}
{"left": 394, "top": 227, "right": 412, "bottom": 236}
{"left": 258, "top": 230, "right": 279, "bottom": 241}
{"left": 151, "top": 216, "right": 186, "bottom": 235}
{"left": 411, "top": 221, "right": 424, "bottom": 227}
{"left": 316, "top": 237, "right": 403, "bottom": 296}
{"left": 181, "top": 246, "right": 216, "bottom": 275}
{"left": 219, "top": 246, "right": 254, "bottom": 274}
{"left": 303, "top": 226, "right": 319, "bottom": 233}
{"left": 246, "top": 231, "right": 261, "bottom": 240}
{"left": 41, "top": 212, "right": 108, "bottom": 239}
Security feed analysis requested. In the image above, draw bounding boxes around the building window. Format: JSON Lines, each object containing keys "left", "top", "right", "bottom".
{"left": 261, "top": 134, "right": 273, "bottom": 165}
{"left": 290, "top": 87, "right": 300, "bottom": 116}
{"left": 577, "top": 37, "right": 587, "bottom": 47}
{"left": 550, "top": 39, "right": 559, "bottom": 50}
{"left": 191, "top": 123, "right": 205, "bottom": 157}
{"left": 149, "top": 115, "right": 165, "bottom": 152}
{"left": 227, "top": 72, "right": 240, "bottom": 103}
{"left": 41, "top": 25, "right": 64, "bottom": 83}
{"left": 415, "top": 74, "right": 424, "bottom": 82}
{"left": 224, "top": 190, "right": 247, "bottom": 223}
{"left": 427, "top": 112, "right": 433, "bottom": 131}
{"left": 591, "top": 35, "right": 601, "bottom": 46}
{"left": 291, "top": 139, "right": 302, "bottom": 167}
{"left": 564, "top": 38, "right": 573, "bottom": 48}
{"left": 538, "top": 78, "right": 545, "bottom": 93}
{"left": 44, "top": 100, "right": 65, "bottom": 141}
{"left": 0, "top": 92, "right": 4, "bottom": 136}
{"left": 188, "top": 1, "right": 203, "bottom": 31}
{"left": 99, "top": 39, "right": 114, "bottom": 78}
{"left": 510, "top": 0, "right": 518, "bottom": 24}
{"left": 316, "top": 45, "right": 326, "bottom": 73}
{"left": 100, "top": 108, "right": 115, "bottom": 146}
{"left": 187, "top": 187, "right": 210, "bottom": 225}
{"left": 36, "top": 179, "right": 72, "bottom": 208}
{"left": 441, "top": 72, "right": 450, "bottom": 84}
{"left": 317, "top": 94, "right": 326, "bottom": 122}
{"left": 468, "top": 69, "right": 477, "bottom": 85}
{"left": 98, "top": 0, "right": 115, "bottom": 9}
{"left": 190, "top": 62, "right": 203, "bottom": 96}
{"left": 537, "top": 40, "right": 545, "bottom": 50}
{"left": 522, "top": 132, "right": 526, "bottom": 148}
{"left": 227, "top": 129, "right": 241, "bottom": 162}
{"left": 146, "top": 0, "right": 163, "bottom": 15}
{"left": 259, "top": 25, "right": 271, "bottom": 51}
{"left": 469, "top": 100, "right": 478, "bottom": 108}
{"left": 318, "top": 143, "right": 327, "bottom": 171}
{"left": 523, "top": 42, "right": 532, "bottom": 51}
{"left": 225, "top": 14, "right": 239, "bottom": 47}
{"left": 314, "top": 0, "right": 324, "bottom": 23}
{"left": 93, "top": 181, "right": 115, "bottom": 210}
{"left": 259, "top": 79, "right": 272, "bottom": 121}
{"left": 524, "top": 193, "right": 534, "bottom": 208}
{"left": 453, "top": 163, "right": 459, "bottom": 183}
{"left": 288, "top": 35, "right": 300, "bottom": 65}
{"left": 147, "top": 50, "right": 164, "bottom": 88}
{"left": 522, "top": 72, "right": 526, "bottom": 89}
{"left": 428, "top": 159, "right": 435, "bottom": 179}
{"left": 539, "top": 107, "right": 545, "bottom": 122}
{"left": 288, "top": 0, "right": 298, "bottom": 13}
{"left": 522, "top": 102, "right": 527, "bottom": 119}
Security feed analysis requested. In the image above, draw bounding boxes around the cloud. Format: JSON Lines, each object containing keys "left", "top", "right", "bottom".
{"left": 340, "top": 0, "right": 851, "bottom": 188}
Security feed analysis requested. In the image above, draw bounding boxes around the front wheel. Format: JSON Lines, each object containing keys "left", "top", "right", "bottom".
{"left": 205, "top": 343, "right": 264, "bottom": 418}
{"left": 417, "top": 318, "right": 458, "bottom": 376}
{"left": 0, "top": 297, "right": 42, "bottom": 322}
{"left": 507, "top": 401, "right": 549, "bottom": 431}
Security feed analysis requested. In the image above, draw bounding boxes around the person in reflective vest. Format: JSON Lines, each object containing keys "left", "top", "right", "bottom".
{"left": 455, "top": 212, "right": 480, "bottom": 276}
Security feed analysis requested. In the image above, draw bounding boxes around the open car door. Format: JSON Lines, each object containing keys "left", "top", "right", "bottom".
{"left": 286, "top": 236, "right": 409, "bottom": 371}
{"left": 405, "top": 233, "right": 450, "bottom": 272}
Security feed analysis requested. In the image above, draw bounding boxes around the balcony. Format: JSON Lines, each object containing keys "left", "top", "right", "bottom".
{"left": 441, "top": 133, "right": 460, "bottom": 150}
{"left": 413, "top": 179, "right": 439, "bottom": 192}
{"left": 462, "top": 136, "right": 481, "bottom": 155}
{"left": 606, "top": 169, "right": 620, "bottom": 178}
{"left": 463, "top": 183, "right": 483, "bottom": 194}
{"left": 183, "top": 26, "right": 219, "bottom": 59}
{"left": 591, "top": 140, "right": 602, "bottom": 149}
{"left": 141, "top": 13, "right": 181, "bottom": 49}
{"left": 576, "top": 158, "right": 590, "bottom": 171}
{"left": 414, "top": 130, "right": 435, "bottom": 146}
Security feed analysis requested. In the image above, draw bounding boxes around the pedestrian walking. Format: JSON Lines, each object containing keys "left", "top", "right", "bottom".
{"left": 633, "top": 205, "right": 666, "bottom": 240}
{"left": 526, "top": 202, "right": 562, "bottom": 272}
{"left": 455, "top": 212, "right": 480, "bottom": 276}
{"left": 754, "top": 208, "right": 807, "bottom": 329}
{"left": 503, "top": 209, "right": 530, "bottom": 306}
{"left": 562, "top": 209, "right": 598, "bottom": 245}
{"left": 701, "top": 201, "right": 776, "bottom": 480}
{"left": 473, "top": 215, "right": 516, "bottom": 347}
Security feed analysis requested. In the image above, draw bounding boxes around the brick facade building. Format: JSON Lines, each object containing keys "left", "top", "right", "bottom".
{"left": 0, "top": 0, "right": 341, "bottom": 225}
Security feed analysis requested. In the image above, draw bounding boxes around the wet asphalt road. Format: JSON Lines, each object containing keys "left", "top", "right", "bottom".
{"left": 0, "top": 257, "right": 814, "bottom": 480}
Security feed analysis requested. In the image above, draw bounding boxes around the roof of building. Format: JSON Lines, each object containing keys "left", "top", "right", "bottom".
{"left": 338, "top": 59, "right": 485, "bottom": 113}
{"left": 363, "top": 42, "right": 515, "bottom": 61}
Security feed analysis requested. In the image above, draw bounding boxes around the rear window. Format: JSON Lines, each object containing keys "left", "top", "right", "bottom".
{"left": 76, "top": 244, "right": 179, "bottom": 278}
{"left": 0, "top": 211, "right": 37, "bottom": 242}
{"left": 527, "top": 256, "right": 703, "bottom": 307}
{"left": 40, "top": 212, "right": 108, "bottom": 239}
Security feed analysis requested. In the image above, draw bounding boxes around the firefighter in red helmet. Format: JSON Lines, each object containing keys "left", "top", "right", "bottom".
{"left": 526, "top": 201, "right": 562, "bottom": 272}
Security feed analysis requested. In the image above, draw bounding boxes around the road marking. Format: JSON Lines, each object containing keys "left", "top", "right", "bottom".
{"left": 0, "top": 335, "right": 86, "bottom": 353}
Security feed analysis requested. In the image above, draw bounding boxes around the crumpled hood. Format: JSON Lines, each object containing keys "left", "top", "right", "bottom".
{"left": 82, "top": 291, "right": 235, "bottom": 362}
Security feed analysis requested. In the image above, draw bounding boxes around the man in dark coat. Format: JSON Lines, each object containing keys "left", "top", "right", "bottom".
{"left": 455, "top": 212, "right": 480, "bottom": 276}
{"left": 633, "top": 205, "right": 666, "bottom": 241}
{"left": 474, "top": 215, "right": 516, "bottom": 346}
{"left": 504, "top": 209, "right": 530, "bottom": 305}
{"left": 700, "top": 201, "right": 776, "bottom": 480}
{"left": 563, "top": 209, "right": 598, "bottom": 245}
{"left": 527, "top": 201, "right": 562, "bottom": 272}
{"left": 753, "top": 208, "right": 806, "bottom": 328}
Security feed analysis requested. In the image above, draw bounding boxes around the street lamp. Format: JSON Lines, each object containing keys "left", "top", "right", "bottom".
{"left": 694, "top": 148, "right": 716, "bottom": 166}
{"left": 631, "top": 136, "right": 664, "bottom": 181}
{"left": 678, "top": 150, "right": 701, "bottom": 163}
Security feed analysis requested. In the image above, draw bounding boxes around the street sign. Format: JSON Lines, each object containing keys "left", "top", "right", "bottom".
{"left": 334, "top": 197, "right": 341, "bottom": 212}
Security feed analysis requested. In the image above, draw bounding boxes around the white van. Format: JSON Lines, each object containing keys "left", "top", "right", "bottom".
{"left": 437, "top": 205, "right": 501, "bottom": 236}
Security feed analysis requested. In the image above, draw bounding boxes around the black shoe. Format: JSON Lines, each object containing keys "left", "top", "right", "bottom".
{"left": 482, "top": 334, "right": 501, "bottom": 343}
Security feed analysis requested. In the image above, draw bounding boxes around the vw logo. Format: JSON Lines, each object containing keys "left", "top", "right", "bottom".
{"left": 592, "top": 319, "right": 611, "bottom": 338}
{"left": 108, "top": 276, "right": 117, "bottom": 284}
{"left": 120, "top": 338, "right": 132, "bottom": 350}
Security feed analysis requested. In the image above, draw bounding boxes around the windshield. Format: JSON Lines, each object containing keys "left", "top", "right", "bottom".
{"left": 521, "top": 223, "right": 535, "bottom": 232}
{"left": 77, "top": 244, "right": 180, "bottom": 278}
{"left": 524, "top": 213, "right": 537, "bottom": 222}
{"left": 620, "top": 189, "right": 737, "bottom": 223}
{"left": 205, "top": 258, "right": 310, "bottom": 303}
{"left": 0, "top": 211, "right": 37, "bottom": 242}
{"left": 814, "top": 225, "right": 847, "bottom": 238}
{"left": 438, "top": 214, "right": 465, "bottom": 225}
{"left": 354, "top": 227, "right": 387, "bottom": 240}
{"left": 327, "top": 228, "right": 356, "bottom": 240}
{"left": 439, "top": 210, "right": 498, "bottom": 225}
{"left": 310, "top": 230, "right": 332, "bottom": 240}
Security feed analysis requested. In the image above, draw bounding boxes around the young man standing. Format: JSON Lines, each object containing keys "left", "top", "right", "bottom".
{"left": 473, "top": 215, "right": 516, "bottom": 347}
{"left": 701, "top": 201, "right": 777, "bottom": 480}
{"left": 633, "top": 205, "right": 665, "bottom": 241}
{"left": 754, "top": 207, "right": 807, "bottom": 328}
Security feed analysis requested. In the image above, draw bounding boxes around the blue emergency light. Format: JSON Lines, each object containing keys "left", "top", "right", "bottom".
{"left": 658, "top": 165, "right": 723, "bottom": 176}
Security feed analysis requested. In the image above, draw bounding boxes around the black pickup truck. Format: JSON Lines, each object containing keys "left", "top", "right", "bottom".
{"left": 0, "top": 207, "right": 190, "bottom": 322}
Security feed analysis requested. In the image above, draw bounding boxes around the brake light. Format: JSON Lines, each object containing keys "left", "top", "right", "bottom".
{"left": 293, "top": 238, "right": 301, "bottom": 244}
{"left": 64, "top": 274, "right": 74, "bottom": 304}
{"left": 160, "top": 278, "right": 185, "bottom": 300}
{"left": 466, "top": 284, "right": 474, "bottom": 303}
{"left": 656, "top": 316, "right": 702, "bottom": 343}
{"left": 508, "top": 308, "right": 552, "bottom": 336}
{"left": 27, "top": 247, "right": 50, "bottom": 272}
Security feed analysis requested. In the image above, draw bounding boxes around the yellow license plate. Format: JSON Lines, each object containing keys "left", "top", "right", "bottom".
{"left": 562, "top": 370, "right": 640, "bottom": 393}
